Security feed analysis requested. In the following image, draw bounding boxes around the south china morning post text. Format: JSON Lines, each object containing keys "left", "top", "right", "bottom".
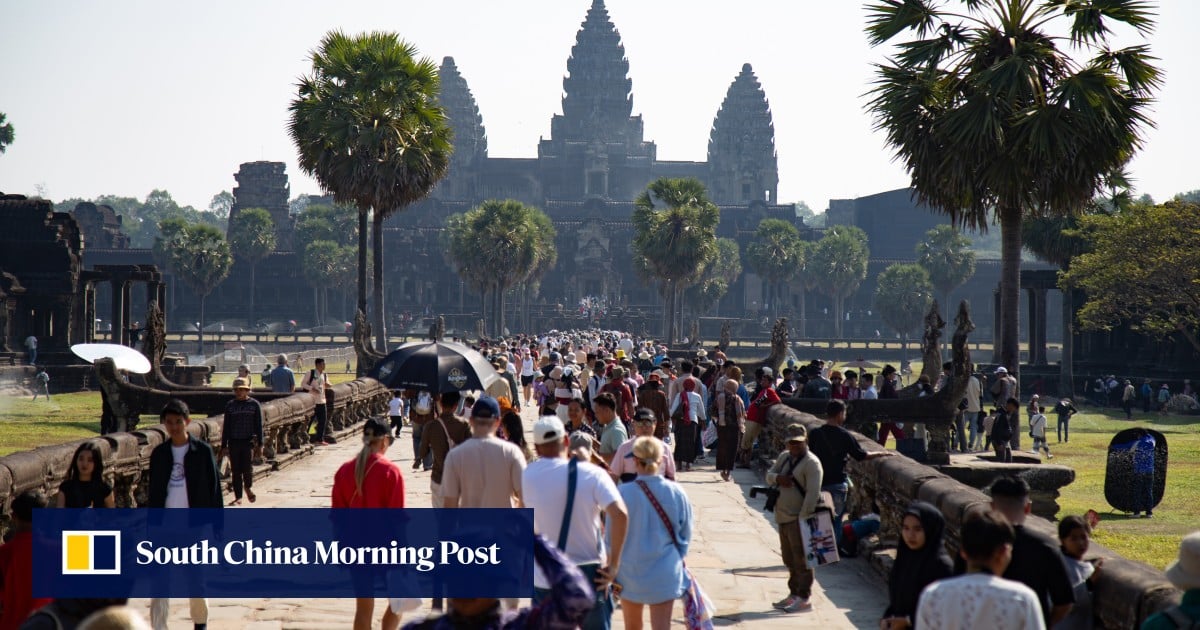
{"left": 33, "top": 508, "right": 535, "bottom": 599}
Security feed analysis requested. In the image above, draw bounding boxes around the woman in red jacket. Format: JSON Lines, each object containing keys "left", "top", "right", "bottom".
{"left": 332, "top": 417, "right": 406, "bottom": 630}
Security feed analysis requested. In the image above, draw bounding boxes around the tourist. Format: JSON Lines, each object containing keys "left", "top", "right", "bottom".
{"left": 500, "top": 409, "right": 533, "bottom": 463}
{"left": 409, "top": 389, "right": 435, "bottom": 472}
{"left": 486, "top": 356, "right": 519, "bottom": 408}
{"left": 877, "top": 365, "right": 905, "bottom": 445}
{"left": 1029, "top": 404, "right": 1053, "bottom": 459}
{"left": 1121, "top": 380, "right": 1137, "bottom": 419}
{"left": 860, "top": 373, "right": 879, "bottom": 399}
{"left": 1054, "top": 398, "right": 1078, "bottom": 443}
{"left": 880, "top": 501, "right": 953, "bottom": 629}
{"left": 416, "top": 392, "right": 471, "bottom": 509}
{"left": 221, "top": 377, "right": 263, "bottom": 506}
{"left": 740, "top": 368, "right": 780, "bottom": 467}
{"left": 1056, "top": 515, "right": 1101, "bottom": 630}
{"left": 636, "top": 372, "right": 670, "bottom": 440}
{"left": 602, "top": 367, "right": 636, "bottom": 424}
{"left": 766, "top": 425, "right": 823, "bottom": 613}
{"left": 268, "top": 354, "right": 295, "bottom": 393}
{"left": 809, "top": 399, "right": 893, "bottom": 545}
{"left": 565, "top": 398, "right": 597, "bottom": 440}
{"left": 301, "top": 357, "right": 333, "bottom": 445}
{"left": 24, "top": 334, "right": 36, "bottom": 366}
{"left": 915, "top": 511, "right": 1044, "bottom": 630}
{"left": 993, "top": 367, "right": 1020, "bottom": 448}
{"left": 1, "top": 490, "right": 51, "bottom": 629}
{"left": 992, "top": 400, "right": 1017, "bottom": 462}
{"left": 669, "top": 379, "right": 704, "bottom": 472}
{"left": 553, "top": 367, "right": 585, "bottom": 424}
{"left": 148, "top": 399, "right": 221, "bottom": 630}
{"left": 615, "top": 437, "right": 693, "bottom": 630}
{"left": 56, "top": 441, "right": 115, "bottom": 508}
{"left": 400, "top": 536, "right": 594, "bottom": 630}
{"left": 709, "top": 378, "right": 745, "bottom": 481}
{"left": 593, "top": 393, "right": 628, "bottom": 466}
{"left": 32, "top": 366, "right": 50, "bottom": 401}
{"left": 523, "top": 416, "right": 628, "bottom": 630}
{"left": 843, "top": 371, "right": 861, "bottom": 401}
{"left": 1122, "top": 431, "right": 1157, "bottom": 518}
{"left": 802, "top": 367, "right": 832, "bottom": 399}
{"left": 610, "top": 409, "right": 675, "bottom": 483}
{"left": 388, "top": 390, "right": 405, "bottom": 438}
{"left": 1140, "top": 379, "right": 1154, "bottom": 413}
{"left": 520, "top": 349, "right": 537, "bottom": 404}
{"left": 964, "top": 367, "right": 983, "bottom": 451}
{"left": 1158, "top": 383, "right": 1171, "bottom": 414}
{"left": 988, "top": 476, "right": 1075, "bottom": 626}
{"left": 331, "top": 418, "right": 405, "bottom": 630}
{"left": 1140, "top": 531, "right": 1200, "bottom": 629}
{"left": 441, "top": 396, "right": 526, "bottom": 509}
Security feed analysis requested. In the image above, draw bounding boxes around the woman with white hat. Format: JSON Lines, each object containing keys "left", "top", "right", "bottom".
{"left": 1141, "top": 531, "right": 1200, "bottom": 628}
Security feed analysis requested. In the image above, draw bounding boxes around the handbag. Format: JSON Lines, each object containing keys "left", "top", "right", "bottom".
{"left": 635, "top": 480, "right": 715, "bottom": 630}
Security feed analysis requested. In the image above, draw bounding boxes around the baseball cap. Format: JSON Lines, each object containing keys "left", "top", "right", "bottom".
{"left": 471, "top": 396, "right": 501, "bottom": 420}
{"left": 232, "top": 377, "right": 251, "bottom": 390}
{"left": 786, "top": 424, "right": 808, "bottom": 443}
{"left": 995, "top": 366, "right": 1008, "bottom": 374}
{"left": 761, "top": 367, "right": 775, "bottom": 378}
{"left": 364, "top": 417, "right": 390, "bottom": 438}
{"left": 532, "top": 416, "right": 567, "bottom": 445}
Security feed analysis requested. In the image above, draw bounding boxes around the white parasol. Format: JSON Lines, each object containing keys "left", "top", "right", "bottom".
{"left": 71, "top": 343, "right": 153, "bottom": 374}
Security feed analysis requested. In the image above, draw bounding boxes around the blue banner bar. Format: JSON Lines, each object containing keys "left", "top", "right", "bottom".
{"left": 33, "top": 508, "right": 534, "bottom": 598}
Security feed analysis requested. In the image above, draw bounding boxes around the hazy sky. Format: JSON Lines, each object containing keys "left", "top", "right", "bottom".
{"left": 2, "top": 0, "right": 1197, "bottom": 211}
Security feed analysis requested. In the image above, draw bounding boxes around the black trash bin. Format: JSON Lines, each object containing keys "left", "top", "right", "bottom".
{"left": 1104, "top": 428, "right": 1168, "bottom": 514}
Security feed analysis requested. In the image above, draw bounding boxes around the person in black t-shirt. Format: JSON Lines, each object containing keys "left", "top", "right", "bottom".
{"left": 807, "top": 400, "right": 893, "bottom": 545}
{"left": 989, "top": 476, "right": 1075, "bottom": 626}
{"left": 56, "top": 441, "right": 115, "bottom": 508}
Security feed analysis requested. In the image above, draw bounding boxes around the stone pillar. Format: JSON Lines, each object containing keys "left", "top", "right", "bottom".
{"left": 84, "top": 283, "right": 96, "bottom": 343}
{"left": 1026, "top": 287, "right": 1038, "bottom": 365}
{"left": 110, "top": 278, "right": 126, "bottom": 345}
{"left": 120, "top": 281, "right": 132, "bottom": 347}
{"left": 992, "top": 288, "right": 1001, "bottom": 364}
{"left": 1034, "top": 288, "right": 1049, "bottom": 365}
{"left": 156, "top": 282, "right": 167, "bottom": 321}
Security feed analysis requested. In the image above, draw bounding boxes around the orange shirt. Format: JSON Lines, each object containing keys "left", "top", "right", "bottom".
{"left": 332, "top": 453, "right": 406, "bottom": 508}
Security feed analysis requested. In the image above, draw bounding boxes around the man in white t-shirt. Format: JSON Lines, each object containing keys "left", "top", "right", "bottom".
{"left": 523, "top": 416, "right": 628, "bottom": 630}
{"left": 916, "top": 511, "right": 1045, "bottom": 630}
{"left": 301, "top": 358, "right": 333, "bottom": 445}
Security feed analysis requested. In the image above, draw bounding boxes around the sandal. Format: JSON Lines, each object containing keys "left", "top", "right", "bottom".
{"left": 247, "top": 489, "right": 256, "bottom": 503}
{"left": 230, "top": 499, "right": 242, "bottom": 506}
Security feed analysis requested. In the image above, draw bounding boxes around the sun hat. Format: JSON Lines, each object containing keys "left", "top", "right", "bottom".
{"left": 232, "top": 378, "right": 251, "bottom": 390}
{"left": 532, "top": 416, "right": 567, "bottom": 445}
{"left": 1165, "top": 531, "right": 1200, "bottom": 591}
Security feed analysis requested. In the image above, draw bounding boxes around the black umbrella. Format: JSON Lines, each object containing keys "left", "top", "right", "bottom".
{"left": 369, "top": 341, "right": 501, "bottom": 393}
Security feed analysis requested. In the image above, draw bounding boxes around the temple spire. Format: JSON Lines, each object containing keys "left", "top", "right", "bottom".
{"left": 434, "top": 56, "right": 487, "bottom": 199}
{"left": 707, "top": 63, "right": 779, "bottom": 203}
{"left": 556, "top": 0, "right": 637, "bottom": 143}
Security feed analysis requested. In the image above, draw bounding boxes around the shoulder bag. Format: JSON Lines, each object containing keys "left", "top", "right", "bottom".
{"left": 635, "top": 480, "right": 715, "bottom": 630}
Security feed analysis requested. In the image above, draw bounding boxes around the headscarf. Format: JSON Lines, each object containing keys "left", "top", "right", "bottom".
{"left": 681, "top": 378, "right": 696, "bottom": 424}
{"left": 885, "top": 501, "right": 953, "bottom": 620}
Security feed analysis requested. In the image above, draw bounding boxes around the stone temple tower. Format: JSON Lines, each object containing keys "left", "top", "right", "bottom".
{"left": 434, "top": 56, "right": 488, "bottom": 201}
{"left": 538, "top": 0, "right": 656, "bottom": 201}
{"left": 707, "top": 63, "right": 779, "bottom": 204}
{"left": 230, "top": 161, "right": 292, "bottom": 251}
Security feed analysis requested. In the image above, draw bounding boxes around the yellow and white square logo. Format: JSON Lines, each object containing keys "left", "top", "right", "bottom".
{"left": 62, "top": 530, "right": 121, "bottom": 575}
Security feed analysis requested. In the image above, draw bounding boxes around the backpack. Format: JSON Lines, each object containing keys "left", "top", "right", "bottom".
{"left": 1163, "top": 605, "right": 1200, "bottom": 630}
{"left": 414, "top": 391, "right": 433, "bottom": 416}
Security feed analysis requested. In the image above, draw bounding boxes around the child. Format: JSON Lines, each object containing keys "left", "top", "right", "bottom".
{"left": 0, "top": 490, "right": 52, "bottom": 629}
{"left": 388, "top": 390, "right": 405, "bottom": 438}
{"left": 32, "top": 366, "right": 50, "bottom": 401}
{"left": 57, "top": 441, "right": 116, "bottom": 508}
{"left": 1029, "top": 405, "right": 1053, "bottom": 459}
{"left": 148, "top": 399, "right": 221, "bottom": 630}
{"left": 1057, "top": 515, "right": 1101, "bottom": 630}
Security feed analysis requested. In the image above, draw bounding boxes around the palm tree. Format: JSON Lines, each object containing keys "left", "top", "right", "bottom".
{"left": 875, "top": 263, "right": 934, "bottom": 353}
{"left": 744, "top": 219, "right": 802, "bottom": 318}
{"left": 302, "top": 240, "right": 342, "bottom": 325}
{"left": 632, "top": 178, "right": 720, "bottom": 345}
{"left": 866, "top": 0, "right": 1161, "bottom": 381}
{"left": 809, "top": 225, "right": 870, "bottom": 338}
{"left": 683, "top": 237, "right": 742, "bottom": 318}
{"left": 444, "top": 200, "right": 557, "bottom": 337}
{"left": 0, "top": 112, "right": 13, "bottom": 154}
{"left": 916, "top": 225, "right": 976, "bottom": 312}
{"left": 227, "top": 208, "right": 277, "bottom": 330}
{"left": 791, "top": 239, "right": 815, "bottom": 338}
{"left": 289, "top": 30, "right": 452, "bottom": 353}
{"left": 156, "top": 222, "right": 233, "bottom": 354}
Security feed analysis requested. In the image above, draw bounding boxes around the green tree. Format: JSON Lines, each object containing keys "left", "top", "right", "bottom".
{"left": 208, "top": 191, "right": 234, "bottom": 220}
{"left": 866, "top": 0, "right": 1161, "bottom": 380}
{"left": 227, "top": 208, "right": 277, "bottom": 328}
{"left": 809, "top": 225, "right": 869, "bottom": 338}
{"left": 631, "top": 178, "right": 720, "bottom": 344}
{"left": 1064, "top": 201, "right": 1200, "bottom": 353}
{"left": 302, "top": 240, "right": 343, "bottom": 325}
{"left": 875, "top": 263, "right": 934, "bottom": 347}
{"left": 444, "top": 199, "right": 557, "bottom": 336}
{"left": 156, "top": 221, "right": 233, "bottom": 353}
{"left": 289, "top": 30, "right": 452, "bottom": 352}
{"left": 683, "top": 237, "right": 742, "bottom": 316}
{"left": 0, "top": 112, "right": 13, "bottom": 154}
{"left": 1175, "top": 190, "right": 1200, "bottom": 204}
{"left": 916, "top": 225, "right": 976, "bottom": 311}
{"left": 295, "top": 203, "right": 359, "bottom": 250}
{"left": 791, "top": 239, "right": 816, "bottom": 337}
{"left": 745, "top": 218, "right": 803, "bottom": 317}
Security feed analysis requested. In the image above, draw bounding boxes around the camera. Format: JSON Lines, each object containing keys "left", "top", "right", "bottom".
{"left": 750, "top": 485, "right": 781, "bottom": 512}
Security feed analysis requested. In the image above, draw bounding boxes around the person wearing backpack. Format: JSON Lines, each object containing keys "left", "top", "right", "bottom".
{"left": 1140, "top": 531, "right": 1200, "bottom": 629}
{"left": 991, "top": 399, "right": 1017, "bottom": 463}
{"left": 301, "top": 358, "right": 332, "bottom": 445}
{"left": 31, "top": 367, "right": 50, "bottom": 402}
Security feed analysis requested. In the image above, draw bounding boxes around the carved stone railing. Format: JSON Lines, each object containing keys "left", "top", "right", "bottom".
{"left": 0, "top": 377, "right": 389, "bottom": 532}
{"left": 760, "top": 403, "right": 1180, "bottom": 629}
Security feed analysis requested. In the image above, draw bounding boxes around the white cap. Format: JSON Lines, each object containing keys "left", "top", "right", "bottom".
{"left": 995, "top": 366, "right": 1008, "bottom": 374}
{"left": 532, "top": 416, "right": 567, "bottom": 445}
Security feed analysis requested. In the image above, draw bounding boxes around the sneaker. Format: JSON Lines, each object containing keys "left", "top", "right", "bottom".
{"left": 782, "top": 597, "right": 812, "bottom": 613}
{"left": 1047, "top": 454, "right": 1054, "bottom": 459}
{"left": 1146, "top": 511, "right": 1153, "bottom": 518}
{"left": 772, "top": 595, "right": 796, "bottom": 610}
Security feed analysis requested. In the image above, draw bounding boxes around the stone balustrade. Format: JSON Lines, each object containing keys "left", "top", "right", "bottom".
{"left": 0, "top": 378, "right": 390, "bottom": 531}
{"left": 762, "top": 403, "right": 1181, "bottom": 629}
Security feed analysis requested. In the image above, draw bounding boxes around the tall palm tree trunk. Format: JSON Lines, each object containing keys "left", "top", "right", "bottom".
{"left": 313, "top": 287, "right": 320, "bottom": 324}
{"left": 797, "top": 287, "right": 807, "bottom": 338}
{"left": 833, "top": 293, "right": 844, "bottom": 338}
{"left": 198, "top": 295, "right": 206, "bottom": 355}
{"left": 357, "top": 210, "right": 369, "bottom": 333}
{"left": 248, "top": 262, "right": 257, "bottom": 329}
{"left": 372, "top": 212, "right": 387, "bottom": 353}
{"left": 999, "top": 207, "right": 1022, "bottom": 389}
